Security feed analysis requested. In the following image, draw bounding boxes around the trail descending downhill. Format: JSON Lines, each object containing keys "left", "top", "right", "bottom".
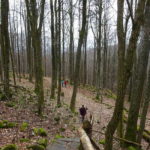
{"left": 1, "top": 77, "right": 148, "bottom": 150}
{"left": 44, "top": 77, "right": 150, "bottom": 150}
{"left": 43, "top": 77, "right": 150, "bottom": 137}
{"left": 44, "top": 77, "right": 114, "bottom": 127}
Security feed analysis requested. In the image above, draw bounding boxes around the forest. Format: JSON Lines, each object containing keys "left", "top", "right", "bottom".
{"left": 0, "top": 0, "right": 150, "bottom": 150}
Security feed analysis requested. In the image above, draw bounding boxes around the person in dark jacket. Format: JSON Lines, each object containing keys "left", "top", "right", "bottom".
{"left": 79, "top": 105, "right": 88, "bottom": 122}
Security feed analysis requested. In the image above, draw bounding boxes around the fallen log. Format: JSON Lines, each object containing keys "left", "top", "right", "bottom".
{"left": 78, "top": 127, "right": 95, "bottom": 150}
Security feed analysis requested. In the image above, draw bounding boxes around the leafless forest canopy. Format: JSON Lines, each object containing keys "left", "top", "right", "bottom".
{"left": 0, "top": 0, "right": 150, "bottom": 150}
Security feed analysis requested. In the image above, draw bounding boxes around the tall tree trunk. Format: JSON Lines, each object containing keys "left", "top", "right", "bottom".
{"left": 0, "top": 54, "right": 3, "bottom": 82}
{"left": 124, "top": 0, "right": 150, "bottom": 147}
{"left": 96, "top": 0, "right": 102, "bottom": 100}
{"left": 0, "top": 25, "right": 3, "bottom": 82}
{"left": 50, "top": 0, "right": 57, "bottom": 99}
{"left": 103, "top": 16, "right": 107, "bottom": 88}
{"left": 1, "top": 0, "right": 10, "bottom": 97}
{"left": 69, "top": 0, "right": 74, "bottom": 84}
{"left": 26, "top": 12, "right": 33, "bottom": 82}
{"left": 57, "top": 0, "right": 61, "bottom": 106}
{"left": 92, "top": 39, "right": 96, "bottom": 86}
{"left": 16, "top": 18, "right": 21, "bottom": 82}
{"left": 9, "top": 33, "right": 16, "bottom": 86}
{"left": 83, "top": 22, "right": 88, "bottom": 86}
{"left": 25, "top": 0, "right": 45, "bottom": 115}
{"left": 9, "top": 19, "right": 17, "bottom": 86}
{"left": 70, "top": 0, "right": 87, "bottom": 112}
{"left": 104, "top": 0, "right": 146, "bottom": 149}
{"left": 137, "top": 67, "right": 150, "bottom": 146}
{"left": 62, "top": 1, "right": 65, "bottom": 80}
{"left": 43, "top": 22, "right": 47, "bottom": 77}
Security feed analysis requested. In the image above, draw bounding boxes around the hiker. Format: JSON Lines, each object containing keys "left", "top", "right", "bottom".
{"left": 64, "top": 80, "right": 67, "bottom": 87}
{"left": 61, "top": 80, "right": 64, "bottom": 87}
{"left": 79, "top": 105, "right": 88, "bottom": 122}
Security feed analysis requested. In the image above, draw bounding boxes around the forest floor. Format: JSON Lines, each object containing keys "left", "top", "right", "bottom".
{"left": 0, "top": 77, "right": 150, "bottom": 150}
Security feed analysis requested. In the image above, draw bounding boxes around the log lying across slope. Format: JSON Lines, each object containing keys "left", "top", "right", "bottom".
{"left": 78, "top": 127, "right": 95, "bottom": 150}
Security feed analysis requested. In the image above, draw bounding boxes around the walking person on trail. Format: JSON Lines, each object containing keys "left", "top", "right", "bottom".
{"left": 61, "top": 80, "right": 64, "bottom": 87}
{"left": 79, "top": 105, "right": 88, "bottom": 122}
{"left": 64, "top": 80, "right": 67, "bottom": 87}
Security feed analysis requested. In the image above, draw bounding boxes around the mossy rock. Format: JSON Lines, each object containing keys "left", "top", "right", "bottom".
{"left": 37, "top": 138, "right": 48, "bottom": 148}
{"left": 55, "top": 134, "right": 64, "bottom": 139}
{"left": 27, "top": 144, "right": 45, "bottom": 150}
{"left": 127, "top": 146, "right": 137, "bottom": 150}
{"left": 33, "top": 128, "right": 47, "bottom": 136}
{"left": 5, "top": 102, "right": 16, "bottom": 107}
{"left": 2, "top": 144, "right": 18, "bottom": 150}
{"left": 99, "top": 139, "right": 105, "bottom": 145}
{"left": 7, "top": 122, "right": 16, "bottom": 128}
{"left": 0, "top": 120, "right": 16, "bottom": 128}
{"left": 20, "top": 138, "right": 30, "bottom": 143}
{"left": 0, "top": 122, "right": 4, "bottom": 128}
{"left": 20, "top": 122, "right": 29, "bottom": 132}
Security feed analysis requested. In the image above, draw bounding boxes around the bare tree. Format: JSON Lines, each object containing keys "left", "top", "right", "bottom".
{"left": 25, "top": 0, "right": 45, "bottom": 115}
{"left": 69, "top": 0, "right": 74, "bottom": 84}
{"left": 104, "top": 0, "right": 147, "bottom": 149}
{"left": 1, "top": 0, "right": 10, "bottom": 97}
{"left": 50, "top": 0, "right": 57, "bottom": 99}
{"left": 70, "top": 0, "right": 87, "bottom": 112}
{"left": 125, "top": 0, "right": 150, "bottom": 147}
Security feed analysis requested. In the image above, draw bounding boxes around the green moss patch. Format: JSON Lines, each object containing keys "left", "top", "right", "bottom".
{"left": 20, "top": 138, "right": 30, "bottom": 143}
{"left": 128, "top": 146, "right": 137, "bottom": 150}
{"left": 5, "top": 102, "right": 16, "bottom": 107}
{"left": 27, "top": 145, "right": 45, "bottom": 150}
{"left": 33, "top": 128, "right": 47, "bottom": 136}
{"left": 55, "top": 134, "right": 64, "bottom": 139}
{"left": 104, "top": 89, "right": 117, "bottom": 100}
{"left": 2, "top": 144, "right": 18, "bottom": 150}
{"left": 0, "top": 93, "right": 7, "bottom": 101}
{"left": 37, "top": 138, "right": 48, "bottom": 148}
{"left": 20, "top": 122, "right": 29, "bottom": 132}
{"left": 0, "top": 120, "right": 17, "bottom": 128}
{"left": 99, "top": 139, "right": 105, "bottom": 145}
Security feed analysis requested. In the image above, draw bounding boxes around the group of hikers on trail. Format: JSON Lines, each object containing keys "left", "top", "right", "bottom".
{"left": 61, "top": 80, "right": 68, "bottom": 87}
{"left": 61, "top": 79, "right": 88, "bottom": 122}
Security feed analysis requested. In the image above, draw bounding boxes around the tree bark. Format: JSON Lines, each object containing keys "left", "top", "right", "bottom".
{"left": 1, "top": 0, "right": 10, "bottom": 97}
{"left": 96, "top": 0, "right": 102, "bottom": 100}
{"left": 25, "top": 0, "right": 45, "bottom": 115}
{"left": 50, "top": 0, "right": 57, "bottom": 99}
{"left": 125, "top": 0, "right": 150, "bottom": 147}
{"left": 69, "top": 0, "right": 74, "bottom": 84}
{"left": 70, "top": 0, "right": 87, "bottom": 112}
{"left": 57, "top": 0, "right": 61, "bottom": 106}
{"left": 137, "top": 67, "right": 150, "bottom": 146}
{"left": 104, "top": 0, "right": 146, "bottom": 149}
